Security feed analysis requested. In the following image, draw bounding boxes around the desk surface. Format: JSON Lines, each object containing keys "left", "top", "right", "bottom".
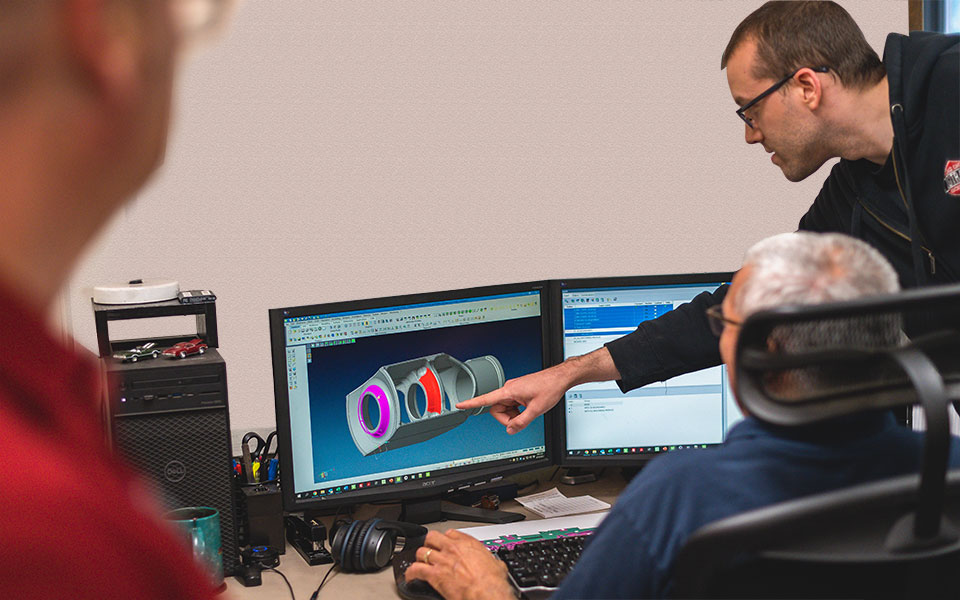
{"left": 225, "top": 469, "right": 628, "bottom": 600}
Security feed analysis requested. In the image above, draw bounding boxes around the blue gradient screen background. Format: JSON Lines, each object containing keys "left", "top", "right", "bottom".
{"left": 305, "top": 316, "right": 546, "bottom": 487}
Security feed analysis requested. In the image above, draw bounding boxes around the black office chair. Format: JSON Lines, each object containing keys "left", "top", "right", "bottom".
{"left": 672, "top": 283, "right": 960, "bottom": 599}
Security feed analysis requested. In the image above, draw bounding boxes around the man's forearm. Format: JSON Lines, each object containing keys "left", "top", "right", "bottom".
{"left": 559, "top": 346, "right": 621, "bottom": 387}
{"left": 604, "top": 286, "right": 727, "bottom": 391}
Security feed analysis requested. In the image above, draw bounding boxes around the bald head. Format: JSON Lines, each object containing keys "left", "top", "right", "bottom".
{"left": 0, "top": 1, "right": 52, "bottom": 102}
{"left": 0, "top": 0, "right": 179, "bottom": 310}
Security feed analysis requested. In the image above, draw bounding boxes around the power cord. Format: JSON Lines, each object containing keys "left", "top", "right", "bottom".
{"left": 265, "top": 567, "right": 295, "bottom": 600}
{"left": 309, "top": 563, "right": 339, "bottom": 600}
{"left": 548, "top": 466, "right": 561, "bottom": 482}
{"left": 306, "top": 504, "right": 347, "bottom": 599}
{"left": 517, "top": 478, "right": 540, "bottom": 493}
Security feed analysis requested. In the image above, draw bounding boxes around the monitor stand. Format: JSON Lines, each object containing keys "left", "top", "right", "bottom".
{"left": 559, "top": 467, "right": 598, "bottom": 485}
{"left": 378, "top": 496, "right": 525, "bottom": 525}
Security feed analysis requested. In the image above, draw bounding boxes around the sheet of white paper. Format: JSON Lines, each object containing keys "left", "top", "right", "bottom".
{"left": 514, "top": 487, "right": 611, "bottom": 518}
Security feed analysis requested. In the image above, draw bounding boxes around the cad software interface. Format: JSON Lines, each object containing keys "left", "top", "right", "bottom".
{"left": 282, "top": 290, "right": 547, "bottom": 500}
{"left": 562, "top": 282, "right": 742, "bottom": 458}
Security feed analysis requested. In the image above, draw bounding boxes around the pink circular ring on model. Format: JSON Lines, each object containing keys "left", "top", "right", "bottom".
{"left": 358, "top": 384, "right": 390, "bottom": 438}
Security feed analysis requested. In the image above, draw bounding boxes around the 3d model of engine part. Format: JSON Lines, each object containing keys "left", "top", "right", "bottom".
{"left": 346, "top": 353, "right": 505, "bottom": 456}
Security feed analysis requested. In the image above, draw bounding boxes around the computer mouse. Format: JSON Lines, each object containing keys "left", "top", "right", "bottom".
{"left": 392, "top": 543, "right": 444, "bottom": 600}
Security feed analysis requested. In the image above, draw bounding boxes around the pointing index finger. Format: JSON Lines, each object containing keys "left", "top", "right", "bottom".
{"left": 456, "top": 387, "right": 509, "bottom": 410}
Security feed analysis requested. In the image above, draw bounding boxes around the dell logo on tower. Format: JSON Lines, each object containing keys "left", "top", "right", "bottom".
{"left": 164, "top": 460, "right": 186, "bottom": 483}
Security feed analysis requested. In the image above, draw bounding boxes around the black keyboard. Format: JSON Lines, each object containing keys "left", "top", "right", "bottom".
{"left": 495, "top": 533, "right": 591, "bottom": 591}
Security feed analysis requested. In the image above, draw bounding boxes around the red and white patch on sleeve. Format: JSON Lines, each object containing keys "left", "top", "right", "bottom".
{"left": 946, "top": 160, "right": 960, "bottom": 196}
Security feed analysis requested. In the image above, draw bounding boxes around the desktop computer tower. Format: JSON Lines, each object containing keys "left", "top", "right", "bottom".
{"left": 104, "top": 349, "right": 241, "bottom": 576}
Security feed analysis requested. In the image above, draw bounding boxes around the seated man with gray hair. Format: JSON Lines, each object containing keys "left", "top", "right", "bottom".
{"left": 405, "top": 231, "right": 960, "bottom": 600}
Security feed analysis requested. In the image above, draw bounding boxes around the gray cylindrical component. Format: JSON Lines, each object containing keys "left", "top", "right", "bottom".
{"left": 463, "top": 356, "right": 505, "bottom": 415}
{"left": 432, "top": 354, "right": 474, "bottom": 409}
{"left": 346, "top": 353, "right": 507, "bottom": 455}
{"left": 399, "top": 366, "right": 433, "bottom": 422}
{"left": 450, "top": 365, "right": 476, "bottom": 406}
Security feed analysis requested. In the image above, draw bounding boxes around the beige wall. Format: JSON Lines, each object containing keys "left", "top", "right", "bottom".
{"left": 65, "top": 0, "right": 908, "bottom": 450}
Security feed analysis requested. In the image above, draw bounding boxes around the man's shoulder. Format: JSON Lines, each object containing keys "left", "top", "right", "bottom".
{"left": 618, "top": 442, "right": 756, "bottom": 512}
{"left": 885, "top": 32, "right": 959, "bottom": 129}
{"left": 1, "top": 414, "right": 214, "bottom": 599}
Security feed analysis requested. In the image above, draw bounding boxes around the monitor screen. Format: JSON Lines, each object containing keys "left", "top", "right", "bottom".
{"left": 269, "top": 282, "right": 553, "bottom": 513}
{"left": 555, "top": 274, "right": 743, "bottom": 466}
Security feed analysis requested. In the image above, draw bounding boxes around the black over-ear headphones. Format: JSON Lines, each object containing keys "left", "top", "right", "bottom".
{"left": 329, "top": 518, "right": 427, "bottom": 573}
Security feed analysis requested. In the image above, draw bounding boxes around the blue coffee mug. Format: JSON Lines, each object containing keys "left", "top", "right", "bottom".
{"left": 164, "top": 506, "right": 224, "bottom": 589}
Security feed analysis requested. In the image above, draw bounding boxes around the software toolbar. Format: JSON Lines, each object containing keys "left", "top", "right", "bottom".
{"left": 284, "top": 292, "right": 541, "bottom": 347}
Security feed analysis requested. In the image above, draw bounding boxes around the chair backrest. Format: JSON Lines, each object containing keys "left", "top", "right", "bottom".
{"left": 672, "top": 283, "right": 960, "bottom": 599}
{"left": 672, "top": 472, "right": 960, "bottom": 598}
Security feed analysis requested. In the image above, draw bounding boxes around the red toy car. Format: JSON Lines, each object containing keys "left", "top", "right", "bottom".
{"left": 162, "top": 338, "right": 208, "bottom": 359}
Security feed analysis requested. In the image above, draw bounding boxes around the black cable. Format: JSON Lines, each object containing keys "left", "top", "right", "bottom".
{"left": 516, "top": 479, "right": 539, "bottom": 493}
{"left": 309, "top": 563, "right": 339, "bottom": 600}
{"left": 265, "top": 567, "right": 296, "bottom": 600}
{"left": 307, "top": 504, "right": 346, "bottom": 600}
{"left": 330, "top": 502, "right": 354, "bottom": 523}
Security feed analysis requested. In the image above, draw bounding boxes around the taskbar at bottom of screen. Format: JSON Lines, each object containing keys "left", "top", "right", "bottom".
{"left": 296, "top": 451, "right": 545, "bottom": 501}
{"left": 567, "top": 442, "right": 720, "bottom": 458}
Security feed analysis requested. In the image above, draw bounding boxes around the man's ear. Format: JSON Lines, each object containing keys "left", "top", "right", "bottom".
{"left": 62, "top": 0, "right": 140, "bottom": 108}
{"left": 794, "top": 67, "right": 824, "bottom": 111}
{"left": 765, "top": 336, "right": 781, "bottom": 353}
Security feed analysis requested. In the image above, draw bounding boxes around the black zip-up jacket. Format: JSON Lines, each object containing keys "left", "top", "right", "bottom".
{"left": 606, "top": 32, "right": 959, "bottom": 392}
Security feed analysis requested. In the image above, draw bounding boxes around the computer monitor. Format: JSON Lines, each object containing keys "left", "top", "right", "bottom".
{"left": 269, "top": 282, "right": 554, "bottom": 523}
{"left": 554, "top": 273, "right": 742, "bottom": 467}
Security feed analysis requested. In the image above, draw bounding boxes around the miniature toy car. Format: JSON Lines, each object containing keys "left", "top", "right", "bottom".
{"left": 113, "top": 342, "right": 160, "bottom": 363}
{"left": 162, "top": 338, "right": 208, "bottom": 359}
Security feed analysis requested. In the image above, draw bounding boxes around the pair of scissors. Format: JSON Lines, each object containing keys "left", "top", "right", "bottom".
{"left": 241, "top": 432, "right": 265, "bottom": 483}
{"left": 241, "top": 431, "right": 278, "bottom": 483}
{"left": 259, "top": 431, "right": 278, "bottom": 466}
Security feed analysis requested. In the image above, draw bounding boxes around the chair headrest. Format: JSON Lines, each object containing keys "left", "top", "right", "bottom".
{"left": 733, "top": 282, "right": 960, "bottom": 426}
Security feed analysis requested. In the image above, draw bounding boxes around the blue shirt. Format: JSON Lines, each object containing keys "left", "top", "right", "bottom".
{"left": 553, "top": 412, "right": 960, "bottom": 599}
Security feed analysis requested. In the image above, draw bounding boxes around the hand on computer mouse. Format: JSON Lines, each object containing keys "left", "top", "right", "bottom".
{"left": 403, "top": 530, "right": 516, "bottom": 600}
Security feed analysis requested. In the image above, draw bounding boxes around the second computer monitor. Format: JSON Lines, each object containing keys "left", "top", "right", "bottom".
{"left": 555, "top": 273, "right": 742, "bottom": 467}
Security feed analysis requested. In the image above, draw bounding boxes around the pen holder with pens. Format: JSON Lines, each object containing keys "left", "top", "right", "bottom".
{"left": 234, "top": 431, "right": 284, "bottom": 552}
{"left": 236, "top": 431, "right": 279, "bottom": 486}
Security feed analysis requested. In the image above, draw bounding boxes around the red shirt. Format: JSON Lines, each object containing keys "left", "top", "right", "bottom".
{"left": 0, "top": 283, "right": 219, "bottom": 599}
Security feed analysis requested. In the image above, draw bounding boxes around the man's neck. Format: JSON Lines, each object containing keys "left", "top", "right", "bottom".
{"left": 831, "top": 77, "right": 894, "bottom": 166}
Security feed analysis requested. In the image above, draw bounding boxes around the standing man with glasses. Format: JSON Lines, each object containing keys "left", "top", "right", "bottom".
{"left": 457, "top": 1, "right": 959, "bottom": 439}
{"left": 0, "top": 1, "right": 233, "bottom": 598}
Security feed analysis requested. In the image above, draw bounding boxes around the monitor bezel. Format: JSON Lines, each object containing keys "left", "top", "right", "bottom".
{"left": 551, "top": 272, "right": 735, "bottom": 468}
{"left": 269, "top": 280, "right": 556, "bottom": 513}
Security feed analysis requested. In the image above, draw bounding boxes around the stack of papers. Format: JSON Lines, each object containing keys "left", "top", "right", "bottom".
{"left": 515, "top": 487, "right": 611, "bottom": 518}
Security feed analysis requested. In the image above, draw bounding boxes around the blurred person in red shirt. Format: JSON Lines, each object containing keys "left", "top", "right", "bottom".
{"left": 0, "top": 1, "right": 233, "bottom": 597}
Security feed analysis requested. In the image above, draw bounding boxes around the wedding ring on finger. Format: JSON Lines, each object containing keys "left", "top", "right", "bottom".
{"left": 424, "top": 549, "right": 433, "bottom": 565}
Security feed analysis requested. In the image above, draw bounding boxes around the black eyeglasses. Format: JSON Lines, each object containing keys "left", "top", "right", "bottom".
{"left": 736, "top": 66, "right": 829, "bottom": 128}
{"left": 706, "top": 304, "right": 741, "bottom": 337}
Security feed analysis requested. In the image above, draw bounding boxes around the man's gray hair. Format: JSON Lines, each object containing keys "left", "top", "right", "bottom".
{"left": 733, "top": 232, "right": 902, "bottom": 397}
{"left": 734, "top": 232, "right": 900, "bottom": 319}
